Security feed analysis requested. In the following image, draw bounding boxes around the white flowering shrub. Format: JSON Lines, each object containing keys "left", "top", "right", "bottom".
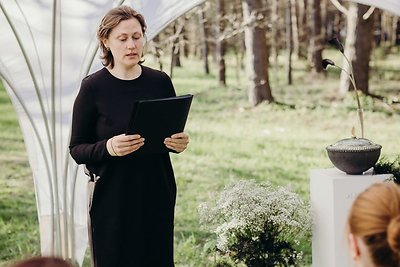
{"left": 199, "top": 180, "right": 312, "bottom": 267}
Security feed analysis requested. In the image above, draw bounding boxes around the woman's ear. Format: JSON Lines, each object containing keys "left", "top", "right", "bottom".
{"left": 102, "top": 39, "right": 109, "bottom": 50}
{"left": 348, "top": 233, "right": 361, "bottom": 260}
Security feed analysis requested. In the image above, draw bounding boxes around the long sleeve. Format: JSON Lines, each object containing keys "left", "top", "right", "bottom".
{"left": 69, "top": 79, "right": 111, "bottom": 165}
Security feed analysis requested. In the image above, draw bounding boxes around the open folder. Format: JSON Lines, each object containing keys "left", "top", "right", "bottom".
{"left": 126, "top": 94, "right": 193, "bottom": 154}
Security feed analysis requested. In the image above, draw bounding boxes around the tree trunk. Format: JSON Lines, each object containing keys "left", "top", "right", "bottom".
{"left": 396, "top": 18, "right": 400, "bottom": 45}
{"left": 333, "top": 10, "right": 342, "bottom": 37}
{"left": 308, "top": 0, "right": 323, "bottom": 74}
{"left": 353, "top": 4, "right": 375, "bottom": 94}
{"left": 216, "top": 0, "right": 227, "bottom": 85}
{"left": 291, "top": 0, "right": 299, "bottom": 59}
{"left": 339, "top": 3, "right": 357, "bottom": 97}
{"left": 169, "top": 22, "right": 182, "bottom": 78}
{"left": 242, "top": 0, "right": 273, "bottom": 106}
{"left": 392, "top": 17, "right": 398, "bottom": 45}
{"left": 152, "top": 36, "right": 163, "bottom": 71}
{"left": 198, "top": 8, "right": 210, "bottom": 74}
{"left": 171, "top": 23, "right": 182, "bottom": 68}
{"left": 320, "top": 0, "right": 327, "bottom": 40}
{"left": 270, "top": 0, "right": 279, "bottom": 64}
{"left": 297, "top": 0, "right": 308, "bottom": 59}
{"left": 390, "top": 17, "right": 398, "bottom": 45}
{"left": 182, "top": 17, "right": 190, "bottom": 58}
{"left": 374, "top": 10, "right": 382, "bottom": 46}
{"left": 286, "top": 0, "right": 293, "bottom": 85}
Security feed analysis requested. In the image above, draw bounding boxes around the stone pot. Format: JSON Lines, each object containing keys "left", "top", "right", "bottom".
{"left": 326, "top": 137, "right": 382, "bottom": 175}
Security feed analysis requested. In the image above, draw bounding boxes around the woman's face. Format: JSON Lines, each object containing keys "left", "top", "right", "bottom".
{"left": 103, "top": 18, "right": 145, "bottom": 69}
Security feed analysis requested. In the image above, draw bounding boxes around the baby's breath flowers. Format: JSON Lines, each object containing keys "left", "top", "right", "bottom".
{"left": 322, "top": 37, "right": 364, "bottom": 138}
{"left": 199, "top": 180, "right": 311, "bottom": 267}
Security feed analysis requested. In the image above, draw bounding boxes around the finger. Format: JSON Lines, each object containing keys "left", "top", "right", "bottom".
{"left": 113, "top": 137, "right": 142, "bottom": 151}
{"left": 126, "top": 138, "right": 145, "bottom": 146}
{"left": 165, "top": 138, "right": 189, "bottom": 146}
{"left": 114, "top": 136, "right": 143, "bottom": 148}
{"left": 171, "top": 132, "right": 188, "bottom": 139}
{"left": 119, "top": 141, "right": 145, "bottom": 155}
{"left": 165, "top": 141, "right": 187, "bottom": 152}
{"left": 165, "top": 143, "right": 180, "bottom": 152}
{"left": 112, "top": 134, "right": 134, "bottom": 146}
{"left": 120, "top": 134, "right": 142, "bottom": 141}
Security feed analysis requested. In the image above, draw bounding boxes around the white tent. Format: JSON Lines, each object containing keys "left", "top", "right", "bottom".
{"left": 347, "top": 0, "right": 400, "bottom": 16}
{"left": 0, "top": 0, "right": 204, "bottom": 265}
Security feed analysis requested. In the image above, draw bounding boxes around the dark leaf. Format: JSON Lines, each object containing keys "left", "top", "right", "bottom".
{"left": 322, "top": 59, "right": 335, "bottom": 70}
{"left": 328, "top": 38, "right": 344, "bottom": 53}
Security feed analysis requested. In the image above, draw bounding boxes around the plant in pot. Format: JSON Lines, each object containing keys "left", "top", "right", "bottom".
{"left": 322, "top": 37, "right": 381, "bottom": 175}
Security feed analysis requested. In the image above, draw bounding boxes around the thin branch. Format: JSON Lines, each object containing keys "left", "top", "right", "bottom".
{"left": 329, "top": 0, "right": 349, "bottom": 16}
{"left": 362, "top": 6, "right": 375, "bottom": 20}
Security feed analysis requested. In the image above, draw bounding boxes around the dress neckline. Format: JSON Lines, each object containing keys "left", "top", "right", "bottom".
{"left": 103, "top": 65, "right": 144, "bottom": 82}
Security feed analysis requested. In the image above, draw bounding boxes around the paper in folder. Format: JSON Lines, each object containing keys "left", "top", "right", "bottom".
{"left": 126, "top": 94, "right": 193, "bottom": 154}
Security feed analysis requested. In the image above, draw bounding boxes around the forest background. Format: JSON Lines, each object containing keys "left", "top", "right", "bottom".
{"left": 1, "top": 0, "right": 400, "bottom": 266}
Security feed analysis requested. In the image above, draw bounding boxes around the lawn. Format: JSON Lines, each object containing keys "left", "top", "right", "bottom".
{"left": 1, "top": 48, "right": 399, "bottom": 266}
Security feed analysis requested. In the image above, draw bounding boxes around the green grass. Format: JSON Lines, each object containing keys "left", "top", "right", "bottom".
{"left": 0, "top": 87, "right": 40, "bottom": 265}
{"left": 1, "top": 50, "right": 400, "bottom": 266}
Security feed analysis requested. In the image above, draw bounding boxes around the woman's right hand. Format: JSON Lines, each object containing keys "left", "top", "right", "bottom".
{"left": 106, "top": 134, "right": 145, "bottom": 157}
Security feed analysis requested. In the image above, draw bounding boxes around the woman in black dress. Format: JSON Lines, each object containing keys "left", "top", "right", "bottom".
{"left": 69, "top": 6, "right": 189, "bottom": 267}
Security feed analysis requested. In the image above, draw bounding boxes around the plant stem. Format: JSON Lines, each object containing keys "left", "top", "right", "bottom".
{"left": 332, "top": 63, "right": 365, "bottom": 138}
{"left": 342, "top": 52, "right": 364, "bottom": 138}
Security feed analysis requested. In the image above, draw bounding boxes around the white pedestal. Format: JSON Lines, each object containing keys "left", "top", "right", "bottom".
{"left": 310, "top": 168, "right": 392, "bottom": 267}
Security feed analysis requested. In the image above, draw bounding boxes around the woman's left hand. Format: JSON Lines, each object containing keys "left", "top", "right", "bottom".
{"left": 164, "top": 132, "right": 189, "bottom": 153}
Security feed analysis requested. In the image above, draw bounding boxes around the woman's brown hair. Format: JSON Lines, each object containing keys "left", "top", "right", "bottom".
{"left": 348, "top": 181, "right": 400, "bottom": 266}
{"left": 97, "top": 5, "right": 147, "bottom": 68}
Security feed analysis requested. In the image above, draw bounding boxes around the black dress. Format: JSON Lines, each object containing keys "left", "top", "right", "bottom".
{"left": 69, "top": 66, "right": 177, "bottom": 267}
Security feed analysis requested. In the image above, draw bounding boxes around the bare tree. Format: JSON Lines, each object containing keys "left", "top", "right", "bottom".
{"left": 389, "top": 15, "right": 396, "bottom": 45}
{"left": 198, "top": 6, "right": 210, "bottom": 74}
{"left": 332, "top": 7, "right": 342, "bottom": 37}
{"left": 150, "top": 36, "right": 163, "bottom": 71}
{"left": 169, "top": 20, "right": 184, "bottom": 78}
{"left": 286, "top": 0, "right": 293, "bottom": 84}
{"left": 337, "top": 2, "right": 358, "bottom": 96}
{"left": 297, "top": 0, "right": 309, "bottom": 59}
{"left": 290, "top": 0, "right": 300, "bottom": 59}
{"left": 395, "top": 17, "right": 400, "bottom": 45}
{"left": 353, "top": 4, "right": 375, "bottom": 95}
{"left": 308, "top": 0, "right": 324, "bottom": 74}
{"left": 242, "top": 0, "right": 273, "bottom": 106}
{"left": 329, "top": 0, "right": 375, "bottom": 96}
{"left": 171, "top": 22, "right": 182, "bottom": 70}
{"left": 320, "top": 0, "right": 328, "bottom": 40}
{"left": 184, "top": 9, "right": 202, "bottom": 58}
{"left": 270, "top": 0, "right": 279, "bottom": 64}
{"left": 327, "top": 0, "right": 357, "bottom": 96}
{"left": 216, "top": 0, "right": 227, "bottom": 85}
{"left": 375, "top": 11, "right": 400, "bottom": 47}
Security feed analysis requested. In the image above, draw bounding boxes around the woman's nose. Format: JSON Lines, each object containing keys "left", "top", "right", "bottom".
{"left": 127, "top": 38, "right": 136, "bottom": 49}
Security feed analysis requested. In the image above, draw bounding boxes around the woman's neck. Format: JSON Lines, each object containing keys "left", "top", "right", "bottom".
{"left": 107, "top": 64, "right": 142, "bottom": 80}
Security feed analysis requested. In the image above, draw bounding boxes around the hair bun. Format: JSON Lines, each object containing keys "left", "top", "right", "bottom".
{"left": 387, "top": 214, "right": 400, "bottom": 252}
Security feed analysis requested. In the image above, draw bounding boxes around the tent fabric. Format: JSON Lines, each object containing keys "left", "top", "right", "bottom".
{"left": 0, "top": 0, "right": 204, "bottom": 265}
{"left": 346, "top": 0, "right": 400, "bottom": 16}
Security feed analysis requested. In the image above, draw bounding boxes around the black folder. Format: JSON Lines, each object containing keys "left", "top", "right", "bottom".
{"left": 126, "top": 94, "right": 193, "bottom": 154}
